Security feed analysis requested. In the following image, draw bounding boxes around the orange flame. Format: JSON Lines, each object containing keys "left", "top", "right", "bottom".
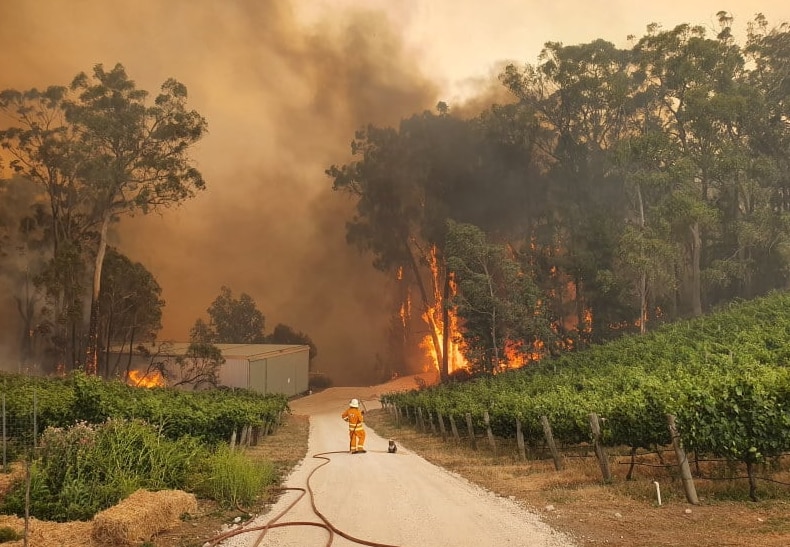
{"left": 127, "top": 369, "right": 166, "bottom": 388}
{"left": 419, "top": 246, "right": 469, "bottom": 374}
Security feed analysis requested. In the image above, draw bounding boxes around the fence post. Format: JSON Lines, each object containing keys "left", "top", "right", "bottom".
{"left": 437, "top": 411, "right": 447, "bottom": 441}
{"left": 417, "top": 407, "right": 425, "bottom": 432}
{"left": 589, "top": 413, "right": 612, "bottom": 482}
{"left": 428, "top": 411, "right": 437, "bottom": 435}
{"left": 483, "top": 411, "right": 497, "bottom": 455}
{"left": 465, "top": 413, "right": 477, "bottom": 450}
{"left": 32, "top": 390, "right": 37, "bottom": 450}
{"left": 2, "top": 393, "right": 6, "bottom": 472}
{"left": 229, "top": 429, "right": 237, "bottom": 451}
{"left": 449, "top": 414, "right": 460, "bottom": 443}
{"left": 667, "top": 414, "right": 699, "bottom": 505}
{"left": 540, "top": 415, "right": 563, "bottom": 471}
{"left": 515, "top": 418, "right": 526, "bottom": 460}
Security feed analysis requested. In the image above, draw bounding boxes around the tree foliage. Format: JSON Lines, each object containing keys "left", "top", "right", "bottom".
{"left": 0, "top": 63, "right": 207, "bottom": 373}
{"left": 330, "top": 13, "right": 790, "bottom": 378}
{"left": 199, "top": 286, "right": 266, "bottom": 344}
{"left": 267, "top": 323, "right": 318, "bottom": 361}
{"left": 445, "top": 221, "right": 552, "bottom": 373}
{"left": 97, "top": 247, "right": 164, "bottom": 379}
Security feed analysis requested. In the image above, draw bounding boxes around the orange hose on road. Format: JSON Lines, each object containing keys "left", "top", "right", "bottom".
{"left": 204, "top": 450, "right": 402, "bottom": 547}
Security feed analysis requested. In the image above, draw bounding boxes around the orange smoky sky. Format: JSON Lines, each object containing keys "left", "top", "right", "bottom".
{"left": 1, "top": 1, "right": 788, "bottom": 384}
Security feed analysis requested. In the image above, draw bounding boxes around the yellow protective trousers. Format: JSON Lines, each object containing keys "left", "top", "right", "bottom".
{"left": 349, "top": 426, "right": 366, "bottom": 452}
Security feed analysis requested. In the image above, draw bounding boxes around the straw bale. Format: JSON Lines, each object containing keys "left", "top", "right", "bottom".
{"left": 0, "top": 462, "right": 25, "bottom": 498}
{"left": 91, "top": 489, "right": 198, "bottom": 546}
{"left": 0, "top": 514, "right": 94, "bottom": 547}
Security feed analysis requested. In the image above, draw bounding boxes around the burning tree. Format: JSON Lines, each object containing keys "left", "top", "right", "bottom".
{"left": 445, "top": 221, "right": 555, "bottom": 373}
{"left": 328, "top": 106, "right": 543, "bottom": 379}
{"left": 327, "top": 115, "right": 453, "bottom": 378}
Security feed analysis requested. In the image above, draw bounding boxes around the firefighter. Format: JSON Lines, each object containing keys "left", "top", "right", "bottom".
{"left": 341, "top": 398, "right": 366, "bottom": 454}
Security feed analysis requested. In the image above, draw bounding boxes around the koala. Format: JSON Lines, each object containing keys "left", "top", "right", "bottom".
{"left": 387, "top": 439, "right": 398, "bottom": 454}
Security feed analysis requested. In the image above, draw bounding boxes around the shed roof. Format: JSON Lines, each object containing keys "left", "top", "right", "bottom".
{"left": 122, "top": 343, "right": 309, "bottom": 360}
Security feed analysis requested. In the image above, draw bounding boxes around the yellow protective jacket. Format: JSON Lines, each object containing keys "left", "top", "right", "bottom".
{"left": 341, "top": 407, "right": 364, "bottom": 431}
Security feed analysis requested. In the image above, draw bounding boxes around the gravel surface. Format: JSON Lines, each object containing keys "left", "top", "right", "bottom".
{"left": 218, "top": 380, "right": 577, "bottom": 547}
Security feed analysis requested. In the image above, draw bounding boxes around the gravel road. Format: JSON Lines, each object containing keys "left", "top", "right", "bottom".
{"left": 218, "top": 379, "right": 577, "bottom": 547}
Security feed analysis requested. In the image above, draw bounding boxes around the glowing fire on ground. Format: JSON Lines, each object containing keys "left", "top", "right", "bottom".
{"left": 127, "top": 369, "right": 166, "bottom": 388}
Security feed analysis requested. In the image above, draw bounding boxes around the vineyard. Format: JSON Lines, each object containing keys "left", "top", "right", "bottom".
{"left": 0, "top": 371, "right": 289, "bottom": 451}
{"left": 0, "top": 371, "right": 290, "bottom": 526}
{"left": 381, "top": 291, "right": 790, "bottom": 500}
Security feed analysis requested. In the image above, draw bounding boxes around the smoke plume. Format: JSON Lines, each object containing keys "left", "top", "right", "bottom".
{"left": 0, "top": 0, "right": 438, "bottom": 384}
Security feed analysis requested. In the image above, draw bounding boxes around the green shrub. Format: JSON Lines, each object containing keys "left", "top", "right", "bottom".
{"left": 0, "top": 526, "right": 21, "bottom": 542}
{"left": 0, "top": 419, "right": 206, "bottom": 521}
{"left": 193, "top": 444, "right": 276, "bottom": 508}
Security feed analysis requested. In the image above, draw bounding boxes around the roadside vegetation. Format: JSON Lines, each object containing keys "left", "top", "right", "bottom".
{"left": 0, "top": 371, "right": 289, "bottom": 524}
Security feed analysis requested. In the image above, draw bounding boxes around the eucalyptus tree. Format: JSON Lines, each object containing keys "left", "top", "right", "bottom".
{"left": 500, "top": 39, "right": 634, "bottom": 342}
{"left": 202, "top": 285, "right": 266, "bottom": 344}
{"left": 0, "top": 63, "right": 207, "bottom": 374}
{"left": 0, "top": 87, "right": 95, "bottom": 368}
{"left": 738, "top": 16, "right": 790, "bottom": 294}
{"left": 267, "top": 323, "right": 318, "bottom": 366}
{"left": 65, "top": 64, "right": 207, "bottom": 374}
{"left": 97, "top": 247, "right": 164, "bottom": 379}
{"left": 445, "top": 220, "right": 552, "bottom": 373}
{"left": 0, "top": 176, "right": 52, "bottom": 367}
{"left": 631, "top": 18, "right": 753, "bottom": 316}
{"left": 611, "top": 131, "right": 683, "bottom": 331}
{"left": 328, "top": 109, "right": 479, "bottom": 377}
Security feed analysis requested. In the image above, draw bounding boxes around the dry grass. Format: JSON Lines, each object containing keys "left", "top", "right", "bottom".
{"left": 365, "top": 409, "right": 790, "bottom": 547}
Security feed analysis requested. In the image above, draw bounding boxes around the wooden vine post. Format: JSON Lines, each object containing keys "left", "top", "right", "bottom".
{"left": 437, "top": 411, "right": 448, "bottom": 441}
{"left": 465, "top": 413, "right": 478, "bottom": 450}
{"left": 417, "top": 407, "right": 425, "bottom": 432}
{"left": 589, "top": 413, "right": 612, "bottom": 482}
{"left": 515, "top": 418, "right": 526, "bottom": 460}
{"left": 428, "top": 410, "right": 437, "bottom": 435}
{"left": 483, "top": 410, "right": 497, "bottom": 455}
{"left": 540, "top": 415, "right": 563, "bottom": 471}
{"left": 667, "top": 414, "right": 699, "bottom": 505}
{"left": 449, "top": 414, "right": 461, "bottom": 443}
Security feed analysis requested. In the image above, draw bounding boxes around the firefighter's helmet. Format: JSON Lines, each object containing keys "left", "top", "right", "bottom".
{"left": 350, "top": 398, "right": 359, "bottom": 408}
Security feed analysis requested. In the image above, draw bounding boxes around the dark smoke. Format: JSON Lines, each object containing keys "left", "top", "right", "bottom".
{"left": 0, "top": 0, "right": 438, "bottom": 384}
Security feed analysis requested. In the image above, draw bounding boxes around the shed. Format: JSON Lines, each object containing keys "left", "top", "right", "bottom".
{"left": 214, "top": 343, "right": 309, "bottom": 396}
{"left": 110, "top": 342, "right": 310, "bottom": 396}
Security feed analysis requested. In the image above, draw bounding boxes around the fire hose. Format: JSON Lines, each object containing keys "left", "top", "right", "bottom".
{"left": 204, "top": 450, "right": 401, "bottom": 547}
{"left": 204, "top": 400, "right": 401, "bottom": 547}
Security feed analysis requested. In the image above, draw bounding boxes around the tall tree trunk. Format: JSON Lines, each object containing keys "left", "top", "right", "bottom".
{"left": 689, "top": 222, "right": 702, "bottom": 316}
{"left": 678, "top": 222, "right": 703, "bottom": 318}
{"left": 483, "top": 261, "right": 499, "bottom": 372}
{"left": 102, "top": 308, "right": 114, "bottom": 379}
{"left": 441, "top": 272, "right": 450, "bottom": 382}
{"left": 637, "top": 184, "right": 648, "bottom": 334}
{"left": 405, "top": 241, "right": 444, "bottom": 371}
{"left": 85, "top": 212, "right": 111, "bottom": 375}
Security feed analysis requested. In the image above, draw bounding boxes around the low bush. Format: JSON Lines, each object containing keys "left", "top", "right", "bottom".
{"left": 0, "top": 419, "right": 206, "bottom": 521}
{"left": 192, "top": 443, "right": 276, "bottom": 508}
